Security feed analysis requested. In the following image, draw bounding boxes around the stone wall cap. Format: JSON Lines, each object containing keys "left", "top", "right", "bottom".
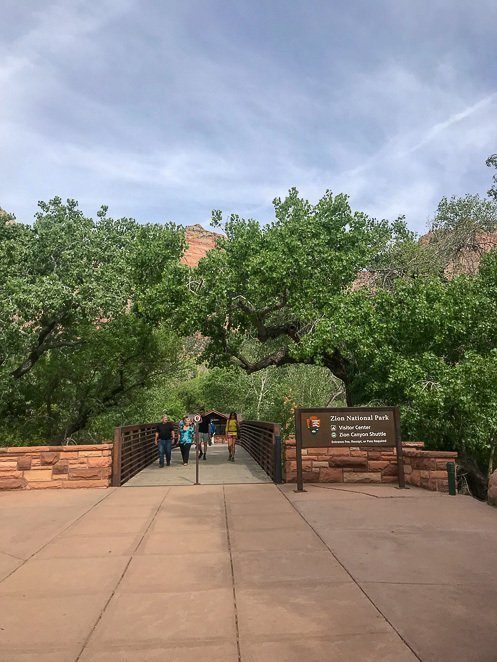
{"left": 0, "top": 443, "right": 113, "bottom": 454}
{"left": 403, "top": 449, "right": 457, "bottom": 458}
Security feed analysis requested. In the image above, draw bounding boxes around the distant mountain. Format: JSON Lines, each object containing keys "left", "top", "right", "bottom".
{"left": 420, "top": 230, "right": 497, "bottom": 278}
{"left": 181, "top": 224, "right": 222, "bottom": 267}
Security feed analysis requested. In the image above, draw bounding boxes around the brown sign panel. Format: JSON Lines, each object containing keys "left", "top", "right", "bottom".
{"left": 299, "top": 407, "right": 397, "bottom": 449}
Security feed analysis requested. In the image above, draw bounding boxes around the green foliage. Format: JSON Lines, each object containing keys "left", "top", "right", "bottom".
{"left": 425, "top": 194, "right": 497, "bottom": 274}
{"left": 318, "top": 253, "right": 497, "bottom": 478}
{"left": 0, "top": 198, "right": 188, "bottom": 444}
{"left": 136, "top": 363, "right": 343, "bottom": 437}
{"left": 189, "top": 188, "right": 406, "bottom": 399}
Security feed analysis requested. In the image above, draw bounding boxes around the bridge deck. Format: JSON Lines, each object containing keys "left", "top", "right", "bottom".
{"left": 124, "top": 442, "right": 272, "bottom": 486}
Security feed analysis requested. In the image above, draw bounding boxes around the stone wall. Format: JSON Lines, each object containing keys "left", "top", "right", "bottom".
{"left": 403, "top": 448, "right": 458, "bottom": 492}
{"left": 283, "top": 437, "right": 457, "bottom": 492}
{"left": 0, "top": 444, "right": 112, "bottom": 490}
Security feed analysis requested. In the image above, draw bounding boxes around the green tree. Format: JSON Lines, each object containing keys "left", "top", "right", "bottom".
{"left": 0, "top": 198, "right": 188, "bottom": 443}
{"left": 191, "top": 188, "right": 404, "bottom": 405}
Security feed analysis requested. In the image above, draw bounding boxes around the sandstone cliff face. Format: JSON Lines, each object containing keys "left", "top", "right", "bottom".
{"left": 442, "top": 232, "right": 497, "bottom": 278}
{"left": 181, "top": 224, "right": 222, "bottom": 267}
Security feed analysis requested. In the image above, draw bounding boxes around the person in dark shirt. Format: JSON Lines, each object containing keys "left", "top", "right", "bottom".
{"left": 155, "top": 414, "right": 176, "bottom": 467}
{"left": 198, "top": 414, "right": 210, "bottom": 461}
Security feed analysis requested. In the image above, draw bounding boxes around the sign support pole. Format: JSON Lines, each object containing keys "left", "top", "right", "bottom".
{"left": 394, "top": 406, "right": 406, "bottom": 489}
{"left": 194, "top": 417, "right": 200, "bottom": 486}
{"left": 295, "top": 408, "right": 306, "bottom": 492}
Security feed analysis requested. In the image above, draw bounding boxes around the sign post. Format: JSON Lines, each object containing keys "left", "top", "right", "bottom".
{"left": 295, "top": 409, "right": 305, "bottom": 492}
{"left": 393, "top": 406, "right": 405, "bottom": 489}
{"left": 193, "top": 414, "right": 202, "bottom": 486}
{"left": 294, "top": 406, "right": 405, "bottom": 491}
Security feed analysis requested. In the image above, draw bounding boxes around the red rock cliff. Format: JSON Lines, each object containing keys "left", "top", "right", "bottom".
{"left": 181, "top": 224, "right": 222, "bottom": 267}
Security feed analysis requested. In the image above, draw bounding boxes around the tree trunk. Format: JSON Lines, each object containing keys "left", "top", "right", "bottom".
{"left": 459, "top": 452, "right": 488, "bottom": 501}
{"left": 488, "top": 442, "right": 495, "bottom": 479}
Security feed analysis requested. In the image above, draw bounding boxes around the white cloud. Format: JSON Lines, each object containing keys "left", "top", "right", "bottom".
{"left": 0, "top": 1, "right": 495, "bottom": 233}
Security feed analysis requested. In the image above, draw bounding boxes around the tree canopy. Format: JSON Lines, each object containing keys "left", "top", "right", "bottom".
{"left": 190, "top": 188, "right": 411, "bottom": 403}
{"left": 0, "top": 198, "right": 187, "bottom": 442}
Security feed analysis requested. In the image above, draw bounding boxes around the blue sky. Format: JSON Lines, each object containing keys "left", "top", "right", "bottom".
{"left": 1, "top": 0, "right": 496, "bottom": 233}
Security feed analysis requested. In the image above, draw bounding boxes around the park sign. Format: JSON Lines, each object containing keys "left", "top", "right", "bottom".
{"left": 299, "top": 407, "right": 397, "bottom": 448}
{"left": 294, "top": 407, "right": 405, "bottom": 490}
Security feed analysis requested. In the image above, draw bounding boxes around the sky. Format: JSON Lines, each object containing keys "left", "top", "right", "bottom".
{"left": 1, "top": 0, "right": 496, "bottom": 233}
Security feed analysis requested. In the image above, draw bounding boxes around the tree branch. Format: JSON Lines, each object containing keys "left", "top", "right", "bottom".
{"left": 232, "top": 293, "right": 299, "bottom": 342}
{"left": 11, "top": 317, "right": 66, "bottom": 379}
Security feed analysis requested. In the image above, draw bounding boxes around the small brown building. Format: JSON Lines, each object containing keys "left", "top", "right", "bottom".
{"left": 202, "top": 410, "right": 229, "bottom": 440}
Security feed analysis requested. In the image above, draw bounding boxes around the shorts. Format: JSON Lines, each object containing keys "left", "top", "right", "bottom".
{"left": 199, "top": 432, "right": 210, "bottom": 443}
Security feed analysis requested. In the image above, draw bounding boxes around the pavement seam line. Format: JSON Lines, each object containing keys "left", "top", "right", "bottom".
{"left": 223, "top": 485, "right": 242, "bottom": 662}
{"left": 0, "top": 488, "right": 114, "bottom": 585}
{"left": 278, "top": 486, "right": 423, "bottom": 662}
{"left": 312, "top": 484, "right": 422, "bottom": 499}
{"left": 312, "top": 485, "right": 380, "bottom": 498}
{"left": 74, "top": 487, "right": 172, "bottom": 662}
{"left": 0, "top": 549, "right": 25, "bottom": 561}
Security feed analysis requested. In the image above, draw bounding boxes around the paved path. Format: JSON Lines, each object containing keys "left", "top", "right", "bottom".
{"left": 0, "top": 483, "right": 496, "bottom": 661}
{"left": 124, "top": 443, "right": 271, "bottom": 487}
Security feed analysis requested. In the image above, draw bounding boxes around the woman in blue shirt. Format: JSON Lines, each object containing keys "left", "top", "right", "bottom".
{"left": 179, "top": 416, "right": 195, "bottom": 465}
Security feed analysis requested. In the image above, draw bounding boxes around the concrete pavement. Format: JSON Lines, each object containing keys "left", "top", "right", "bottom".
{"left": 0, "top": 482, "right": 496, "bottom": 661}
{"left": 283, "top": 483, "right": 497, "bottom": 662}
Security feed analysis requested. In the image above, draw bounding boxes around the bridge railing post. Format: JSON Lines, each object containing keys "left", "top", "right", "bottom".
{"left": 111, "top": 427, "right": 122, "bottom": 487}
{"left": 274, "top": 431, "right": 282, "bottom": 484}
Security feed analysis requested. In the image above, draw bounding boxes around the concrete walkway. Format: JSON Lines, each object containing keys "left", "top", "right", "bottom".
{"left": 124, "top": 443, "right": 271, "bottom": 486}
{"left": 0, "top": 483, "right": 496, "bottom": 661}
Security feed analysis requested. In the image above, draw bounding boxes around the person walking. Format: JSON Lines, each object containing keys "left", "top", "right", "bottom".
{"left": 198, "top": 414, "right": 210, "bottom": 461}
{"left": 179, "top": 416, "right": 195, "bottom": 465}
{"left": 154, "top": 414, "right": 176, "bottom": 467}
{"left": 209, "top": 418, "right": 216, "bottom": 445}
{"left": 226, "top": 412, "right": 239, "bottom": 462}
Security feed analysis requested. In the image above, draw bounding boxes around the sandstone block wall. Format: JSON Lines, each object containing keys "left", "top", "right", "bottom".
{"left": 0, "top": 444, "right": 112, "bottom": 490}
{"left": 403, "top": 448, "right": 458, "bottom": 492}
{"left": 283, "top": 437, "right": 456, "bottom": 493}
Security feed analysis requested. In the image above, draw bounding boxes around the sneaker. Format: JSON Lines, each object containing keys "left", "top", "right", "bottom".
{"left": 159, "top": 463, "right": 164, "bottom": 468}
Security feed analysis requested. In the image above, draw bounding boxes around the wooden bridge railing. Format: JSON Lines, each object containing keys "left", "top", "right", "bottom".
{"left": 238, "top": 420, "right": 282, "bottom": 483}
{"left": 112, "top": 423, "right": 158, "bottom": 486}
